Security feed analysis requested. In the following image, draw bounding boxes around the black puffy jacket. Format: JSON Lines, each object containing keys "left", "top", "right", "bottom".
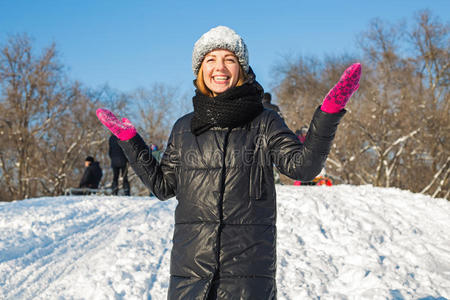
{"left": 119, "top": 107, "right": 345, "bottom": 299}
{"left": 79, "top": 161, "right": 103, "bottom": 189}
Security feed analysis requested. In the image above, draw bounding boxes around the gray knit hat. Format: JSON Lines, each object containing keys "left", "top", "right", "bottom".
{"left": 192, "top": 25, "right": 249, "bottom": 76}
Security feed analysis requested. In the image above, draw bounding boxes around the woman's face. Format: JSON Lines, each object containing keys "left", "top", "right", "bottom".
{"left": 201, "top": 49, "right": 240, "bottom": 96}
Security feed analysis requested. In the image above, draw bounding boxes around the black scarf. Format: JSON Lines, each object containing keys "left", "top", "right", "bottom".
{"left": 191, "top": 70, "right": 264, "bottom": 136}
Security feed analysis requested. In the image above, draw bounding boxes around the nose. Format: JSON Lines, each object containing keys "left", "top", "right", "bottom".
{"left": 214, "top": 59, "right": 225, "bottom": 71}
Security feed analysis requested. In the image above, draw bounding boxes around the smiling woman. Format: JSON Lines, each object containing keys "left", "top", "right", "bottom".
{"left": 193, "top": 26, "right": 249, "bottom": 97}
{"left": 198, "top": 49, "right": 242, "bottom": 96}
{"left": 96, "top": 25, "right": 360, "bottom": 300}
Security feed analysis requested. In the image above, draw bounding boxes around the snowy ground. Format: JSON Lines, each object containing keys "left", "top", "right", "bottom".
{"left": 0, "top": 185, "right": 449, "bottom": 300}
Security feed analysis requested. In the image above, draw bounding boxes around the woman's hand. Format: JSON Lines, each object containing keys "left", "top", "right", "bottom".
{"left": 96, "top": 108, "right": 137, "bottom": 141}
{"left": 320, "top": 63, "right": 361, "bottom": 114}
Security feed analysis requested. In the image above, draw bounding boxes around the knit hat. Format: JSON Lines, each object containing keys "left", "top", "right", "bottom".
{"left": 85, "top": 156, "right": 94, "bottom": 163}
{"left": 192, "top": 25, "right": 249, "bottom": 76}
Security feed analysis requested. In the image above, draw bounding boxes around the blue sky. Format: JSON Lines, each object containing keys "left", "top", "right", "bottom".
{"left": 1, "top": 0, "right": 448, "bottom": 96}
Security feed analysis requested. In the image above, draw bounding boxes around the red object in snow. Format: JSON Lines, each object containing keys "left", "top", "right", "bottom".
{"left": 292, "top": 176, "right": 333, "bottom": 186}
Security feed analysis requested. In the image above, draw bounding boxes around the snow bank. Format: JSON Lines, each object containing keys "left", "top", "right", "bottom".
{"left": 0, "top": 185, "right": 449, "bottom": 299}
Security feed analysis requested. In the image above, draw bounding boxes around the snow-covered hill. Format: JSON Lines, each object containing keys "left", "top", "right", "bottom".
{"left": 0, "top": 185, "right": 449, "bottom": 300}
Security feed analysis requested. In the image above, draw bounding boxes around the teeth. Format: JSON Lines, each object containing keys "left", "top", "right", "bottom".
{"left": 214, "top": 76, "right": 228, "bottom": 80}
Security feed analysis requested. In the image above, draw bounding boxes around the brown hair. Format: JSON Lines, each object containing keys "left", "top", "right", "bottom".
{"left": 195, "top": 63, "right": 248, "bottom": 97}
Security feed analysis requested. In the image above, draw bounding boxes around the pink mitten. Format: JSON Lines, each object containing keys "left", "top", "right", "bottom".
{"left": 96, "top": 108, "right": 137, "bottom": 141}
{"left": 321, "top": 63, "right": 361, "bottom": 114}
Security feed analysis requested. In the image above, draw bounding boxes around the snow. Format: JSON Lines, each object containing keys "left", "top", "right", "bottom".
{"left": 0, "top": 185, "right": 449, "bottom": 299}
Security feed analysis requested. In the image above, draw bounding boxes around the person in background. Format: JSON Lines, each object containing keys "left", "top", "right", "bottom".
{"left": 295, "top": 125, "right": 309, "bottom": 143}
{"left": 79, "top": 156, "right": 103, "bottom": 190}
{"left": 151, "top": 144, "right": 163, "bottom": 162}
{"left": 262, "top": 92, "right": 282, "bottom": 116}
{"left": 109, "top": 134, "right": 130, "bottom": 196}
{"left": 97, "top": 25, "right": 361, "bottom": 299}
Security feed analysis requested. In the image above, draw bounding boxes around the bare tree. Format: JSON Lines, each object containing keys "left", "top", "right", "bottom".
{"left": 0, "top": 35, "right": 72, "bottom": 200}
{"left": 408, "top": 10, "right": 449, "bottom": 198}
{"left": 133, "top": 83, "right": 180, "bottom": 147}
{"left": 272, "top": 11, "right": 449, "bottom": 199}
{"left": 0, "top": 35, "right": 112, "bottom": 201}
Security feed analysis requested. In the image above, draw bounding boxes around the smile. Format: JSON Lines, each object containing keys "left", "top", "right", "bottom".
{"left": 213, "top": 76, "right": 229, "bottom": 82}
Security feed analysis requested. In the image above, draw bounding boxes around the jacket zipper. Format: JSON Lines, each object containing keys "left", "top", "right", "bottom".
{"left": 214, "top": 128, "right": 231, "bottom": 281}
